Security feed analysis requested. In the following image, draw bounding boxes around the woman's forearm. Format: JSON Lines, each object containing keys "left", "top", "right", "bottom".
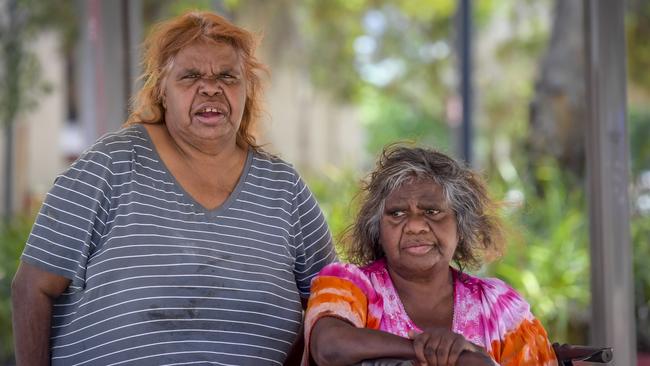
{"left": 11, "top": 262, "right": 70, "bottom": 366}
{"left": 12, "top": 279, "right": 54, "bottom": 365}
{"left": 310, "top": 317, "right": 415, "bottom": 366}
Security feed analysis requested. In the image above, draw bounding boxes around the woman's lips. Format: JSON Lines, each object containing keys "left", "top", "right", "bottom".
{"left": 402, "top": 243, "right": 435, "bottom": 255}
{"left": 194, "top": 111, "right": 226, "bottom": 125}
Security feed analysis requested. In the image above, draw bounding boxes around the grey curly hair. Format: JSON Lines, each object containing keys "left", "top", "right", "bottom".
{"left": 344, "top": 144, "right": 504, "bottom": 271}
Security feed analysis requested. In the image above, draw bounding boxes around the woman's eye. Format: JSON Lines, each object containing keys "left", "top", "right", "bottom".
{"left": 220, "top": 74, "right": 238, "bottom": 84}
{"left": 183, "top": 73, "right": 200, "bottom": 80}
{"left": 425, "top": 209, "right": 441, "bottom": 216}
{"left": 389, "top": 211, "right": 405, "bottom": 218}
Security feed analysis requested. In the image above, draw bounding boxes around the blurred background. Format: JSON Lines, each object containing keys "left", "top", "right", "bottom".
{"left": 0, "top": 0, "right": 648, "bottom": 365}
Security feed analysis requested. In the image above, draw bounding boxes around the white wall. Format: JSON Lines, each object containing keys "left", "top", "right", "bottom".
{"left": 25, "top": 32, "right": 67, "bottom": 206}
{"left": 0, "top": 31, "right": 67, "bottom": 214}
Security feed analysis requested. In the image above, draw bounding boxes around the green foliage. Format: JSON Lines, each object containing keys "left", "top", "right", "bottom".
{"left": 299, "top": 0, "right": 366, "bottom": 100}
{"left": 627, "top": 0, "right": 650, "bottom": 94}
{"left": 629, "top": 107, "right": 650, "bottom": 177}
{"left": 304, "top": 167, "right": 361, "bottom": 259}
{"left": 633, "top": 214, "right": 650, "bottom": 350}
{"left": 487, "top": 160, "right": 590, "bottom": 343}
{"left": 629, "top": 106, "right": 650, "bottom": 351}
{"left": 360, "top": 87, "right": 450, "bottom": 156}
{"left": 163, "top": 0, "right": 215, "bottom": 16}
{"left": 0, "top": 0, "right": 76, "bottom": 126}
{"left": 0, "top": 216, "right": 33, "bottom": 364}
{"left": 299, "top": 0, "right": 455, "bottom": 103}
{"left": 20, "top": 0, "right": 77, "bottom": 50}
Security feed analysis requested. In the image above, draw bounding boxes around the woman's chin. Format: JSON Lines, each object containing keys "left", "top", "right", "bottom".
{"left": 391, "top": 255, "right": 449, "bottom": 277}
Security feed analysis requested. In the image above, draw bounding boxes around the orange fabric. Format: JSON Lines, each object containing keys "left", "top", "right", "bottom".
{"left": 490, "top": 318, "right": 558, "bottom": 366}
{"left": 307, "top": 275, "right": 372, "bottom": 327}
{"left": 302, "top": 275, "right": 381, "bottom": 366}
{"left": 305, "top": 262, "right": 559, "bottom": 366}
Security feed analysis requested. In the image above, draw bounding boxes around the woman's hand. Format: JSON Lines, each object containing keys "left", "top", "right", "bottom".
{"left": 408, "top": 328, "right": 487, "bottom": 366}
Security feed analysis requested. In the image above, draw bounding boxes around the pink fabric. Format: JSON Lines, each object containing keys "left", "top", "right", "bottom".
{"left": 305, "top": 260, "right": 558, "bottom": 365}
{"left": 355, "top": 258, "right": 533, "bottom": 351}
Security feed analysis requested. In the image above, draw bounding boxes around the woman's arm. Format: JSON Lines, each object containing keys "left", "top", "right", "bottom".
{"left": 11, "top": 262, "right": 70, "bottom": 366}
{"left": 310, "top": 317, "right": 494, "bottom": 366}
{"left": 310, "top": 317, "right": 415, "bottom": 366}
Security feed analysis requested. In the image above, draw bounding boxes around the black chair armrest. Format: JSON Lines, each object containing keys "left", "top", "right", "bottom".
{"left": 354, "top": 350, "right": 493, "bottom": 366}
{"left": 552, "top": 342, "right": 613, "bottom": 365}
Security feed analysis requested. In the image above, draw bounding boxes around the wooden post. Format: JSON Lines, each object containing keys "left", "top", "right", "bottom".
{"left": 458, "top": 0, "right": 473, "bottom": 166}
{"left": 583, "top": 0, "right": 636, "bottom": 364}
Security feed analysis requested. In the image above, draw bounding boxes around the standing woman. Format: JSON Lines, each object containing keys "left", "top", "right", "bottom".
{"left": 12, "top": 11, "right": 336, "bottom": 365}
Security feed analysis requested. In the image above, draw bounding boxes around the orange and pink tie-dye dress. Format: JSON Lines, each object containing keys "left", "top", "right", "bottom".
{"left": 304, "top": 259, "right": 557, "bottom": 366}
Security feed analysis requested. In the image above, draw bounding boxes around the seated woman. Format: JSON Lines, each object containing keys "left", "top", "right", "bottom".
{"left": 303, "top": 145, "right": 557, "bottom": 366}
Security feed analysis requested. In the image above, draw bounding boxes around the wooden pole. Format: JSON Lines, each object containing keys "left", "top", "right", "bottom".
{"left": 584, "top": 0, "right": 636, "bottom": 364}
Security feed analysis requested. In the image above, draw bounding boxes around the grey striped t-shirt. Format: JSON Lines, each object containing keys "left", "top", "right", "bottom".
{"left": 21, "top": 124, "right": 337, "bottom": 365}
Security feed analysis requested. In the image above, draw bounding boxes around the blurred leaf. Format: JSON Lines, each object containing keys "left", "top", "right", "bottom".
{"left": 304, "top": 166, "right": 361, "bottom": 259}
{"left": 488, "top": 160, "right": 590, "bottom": 344}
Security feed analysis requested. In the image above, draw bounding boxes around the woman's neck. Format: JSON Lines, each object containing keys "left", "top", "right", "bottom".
{"left": 387, "top": 263, "right": 455, "bottom": 330}
{"left": 144, "top": 123, "right": 248, "bottom": 210}
{"left": 148, "top": 123, "right": 245, "bottom": 168}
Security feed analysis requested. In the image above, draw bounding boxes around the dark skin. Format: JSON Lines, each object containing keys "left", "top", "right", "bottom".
{"left": 310, "top": 318, "right": 492, "bottom": 366}
{"left": 283, "top": 298, "right": 309, "bottom": 366}
{"left": 309, "top": 180, "right": 493, "bottom": 366}
{"left": 11, "top": 261, "right": 71, "bottom": 366}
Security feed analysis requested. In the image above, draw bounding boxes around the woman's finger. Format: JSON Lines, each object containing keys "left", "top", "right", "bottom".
{"left": 423, "top": 332, "right": 443, "bottom": 365}
{"left": 434, "top": 333, "right": 455, "bottom": 365}
{"left": 446, "top": 335, "right": 466, "bottom": 366}
{"left": 411, "top": 332, "right": 430, "bottom": 366}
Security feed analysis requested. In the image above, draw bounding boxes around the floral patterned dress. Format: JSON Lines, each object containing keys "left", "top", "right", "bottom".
{"left": 304, "top": 259, "right": 557, "bottom": 366}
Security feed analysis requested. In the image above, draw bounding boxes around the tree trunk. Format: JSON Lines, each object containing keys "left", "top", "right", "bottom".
{"left": 529, "top": 0, "right": 585, "bottom": 179}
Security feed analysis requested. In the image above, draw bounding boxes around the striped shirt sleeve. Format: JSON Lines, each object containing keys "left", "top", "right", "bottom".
{"left": 21, "top": 142, "right": 114, "bottom": 288}
{"left": 291, "top": 175, "right": 337, "bottom": 297}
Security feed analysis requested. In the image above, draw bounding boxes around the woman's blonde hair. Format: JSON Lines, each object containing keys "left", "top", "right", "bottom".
{"left": 126, "top": 11, "right": 266, "bottom": 149}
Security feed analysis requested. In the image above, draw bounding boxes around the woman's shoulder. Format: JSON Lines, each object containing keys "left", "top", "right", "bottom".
{"left": 251, "top": 150, "right": 296, "bottom": 172}
{"left": 82, "top": 124, "right": 149, "bottom": 158}
{"left": 319, "top": 260, "right": 389, "bottom": 279}
{"left": 319, "top": 262, "right": 365, "bottom": 280}
{"left": 56, "top": 125, "right": 147, "bottom": 182}
{"left": 249, "top": 150, "right": 301, "bottom": 182}
{"left": 317, "top": 262, "right": 377, "bottom": 293}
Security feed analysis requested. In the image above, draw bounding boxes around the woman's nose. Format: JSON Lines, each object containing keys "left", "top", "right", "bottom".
{"left": 404, "top": 214, "right": 430, "bottom": 234}
{"left": 199, "top": 78, "right": 223, "bottom": 96}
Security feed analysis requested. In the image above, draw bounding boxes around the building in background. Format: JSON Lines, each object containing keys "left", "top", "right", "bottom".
{"left": 0, "top": 0, "right": 364, "bottom": 216}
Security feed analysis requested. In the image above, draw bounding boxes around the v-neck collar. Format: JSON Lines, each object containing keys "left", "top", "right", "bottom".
{"left": 135, "top": 123, "right": 253, "bottom": 219}
{"left": 375, "top": 258, "right": 459, "bottom": 335}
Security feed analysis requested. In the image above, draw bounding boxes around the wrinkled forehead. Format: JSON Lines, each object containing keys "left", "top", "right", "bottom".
{"left": 385, "top": 177, "right": 446, "bottom": 203}
{"left": 386, "top": 173, "right": 439, "bottom": 194}
{"left": 165, "top": 39, "right": 244, "bottom": 75}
